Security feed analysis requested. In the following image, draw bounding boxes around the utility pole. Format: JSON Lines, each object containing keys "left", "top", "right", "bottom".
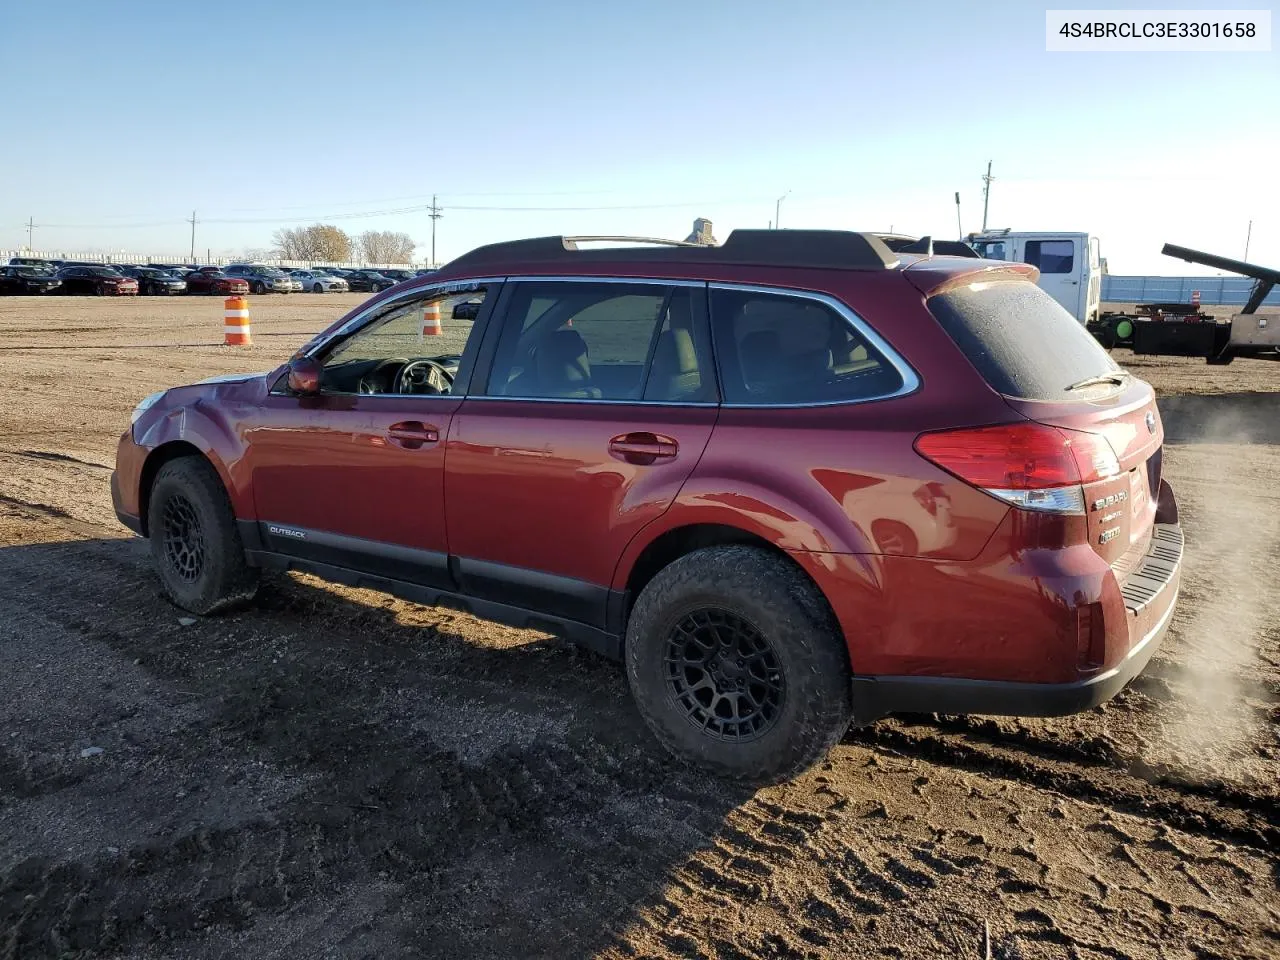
{"left": 187, "top": 210, "right": 197, "bottom": 263}
{"left": 1244, "top": 219, "right": 1253, "bottom": 261}
{"left": 25, "top": 216, "right": 35, "bottom": 250}
{"left": 980, "top": 161, "right": 994, "bottom": 232}
{"left": 775, "top": 191, "right": 790, "bottom": 230}
{"left": 954, "top": 192, "right": 962, "bottom": 240}
{"left": 428, "top": 195, "right": 443, "bottom": 266}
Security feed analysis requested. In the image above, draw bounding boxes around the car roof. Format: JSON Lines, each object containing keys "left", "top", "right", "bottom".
{"left": 423, "top": 230, "right": 1026, "bottom": 293}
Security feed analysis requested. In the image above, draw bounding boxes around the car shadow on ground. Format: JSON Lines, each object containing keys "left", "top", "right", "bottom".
{"left": 0, "top": 535, "right": 757, "bottom": 959}
{"left": 1158, "top": 390, "right": 1280, "bottom": 445}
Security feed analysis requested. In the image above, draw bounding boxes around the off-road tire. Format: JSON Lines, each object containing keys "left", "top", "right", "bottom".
{"left": 625, "top": 545, "right": 852, "bottom": 782}
{"left": 147, "top": 457, "right": 259, "bottom": 615}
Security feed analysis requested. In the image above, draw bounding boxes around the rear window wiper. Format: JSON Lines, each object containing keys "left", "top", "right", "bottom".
{"left": 1065, "top": 371, "right": 1130, "bottom": 392}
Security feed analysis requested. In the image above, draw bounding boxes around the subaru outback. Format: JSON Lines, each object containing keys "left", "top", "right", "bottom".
{"left": 113, "top": 231, "right": 1183, "bottom": 780}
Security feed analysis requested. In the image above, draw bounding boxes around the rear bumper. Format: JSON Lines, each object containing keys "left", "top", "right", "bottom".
{"left": 849, "top": 521, "right": 1183, "bottom": 724}
{"left": 850, "top": 583, "right": 1175, "bottom": 723}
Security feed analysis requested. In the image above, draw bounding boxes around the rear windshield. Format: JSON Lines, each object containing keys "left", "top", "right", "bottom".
{"left": 927, "top": 280, "right": 1120, "bottom": 401}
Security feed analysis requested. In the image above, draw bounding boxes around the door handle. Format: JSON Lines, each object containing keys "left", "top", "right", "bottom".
{"left": 609, "top": 432, "right": 678, "bottom": 465}
{"left": 387, "top": 421, "right": 439, "bottom": 449}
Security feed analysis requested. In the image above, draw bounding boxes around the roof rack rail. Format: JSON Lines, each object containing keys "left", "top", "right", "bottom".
{"left": 442, "top": 229, "right": 900, "bottom": 272}
{"left": 875, "top": 233, "right": 980, "bottom": 259}
{"left": 563, "top": 235, "right": 702, "bottom": 248}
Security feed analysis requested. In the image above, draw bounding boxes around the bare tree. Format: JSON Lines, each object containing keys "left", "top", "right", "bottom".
{"left": 234, "top": 247, "right": 276, "bottom": 263}
{"left": 272, "top": 224, "right": 354, "bottom": 262}
{"left": 357, "top": 230, "right": 415, "bottom": 264}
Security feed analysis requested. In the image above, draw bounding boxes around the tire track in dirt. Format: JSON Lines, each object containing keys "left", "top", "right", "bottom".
{"left": 7, "top": 451, "right": 112, "bottom": 471}
{"left": 910, "top": 713, "right": 1279, "bottom": 812}
{"left": 0, "top": 495, "right": 119, "bottom": 542}
{"left": 603, "top": 766, "right": 1276, "bottom": 960}
{"left": 0, "top": 530, "right": 695, "bottom": 959}
{"left": 847, "top": 722, "right": 1278, "bottom": 852}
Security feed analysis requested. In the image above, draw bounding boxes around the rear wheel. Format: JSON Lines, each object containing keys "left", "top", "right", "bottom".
{"left": 313, "top": 283, "right": 323, "bottom": 293}
{"left": 625, "top": 545, "right": 852, "bottom": 781}
{"left": 252, "top": 281, "right": 265, "bottom": 295}
{"left": 147, "top": 457, "right": 259, "bottom": 615}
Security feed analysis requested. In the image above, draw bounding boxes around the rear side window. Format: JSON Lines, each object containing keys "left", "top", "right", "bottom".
{"left": 1024, "top": 239, "right": 1074, "bottom": 274}
{"left": 486, "top": 282, "right": 714, "bottom": 403}
{"left": 709, "top": 288, "right": 904, "bottom": 405}
{"left": 928, "top": 280, "right": 1120, "bottom": 401}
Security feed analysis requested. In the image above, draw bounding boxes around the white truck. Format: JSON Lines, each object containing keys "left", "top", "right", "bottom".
{"left": 966, "top": 229, "right": 1103, "bottom": 325}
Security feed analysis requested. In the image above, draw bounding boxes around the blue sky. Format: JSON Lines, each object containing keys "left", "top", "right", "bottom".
{"left": 1, "top": 0, "right": 1275, "bottom": 272}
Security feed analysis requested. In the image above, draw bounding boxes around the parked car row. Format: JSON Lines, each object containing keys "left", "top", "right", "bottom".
{"left": 2, "top": 257, "right": 438, "bottom": 296}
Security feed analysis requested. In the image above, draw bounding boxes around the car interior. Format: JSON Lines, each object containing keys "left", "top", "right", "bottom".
{"left": 489, "top": 288, "right": 714, "bottom": 403}
{"left": 316, "top": 293, "right": 481, "bottom": 396}
{"left": 717, "top": 294, "right": 902, "bottom": 404}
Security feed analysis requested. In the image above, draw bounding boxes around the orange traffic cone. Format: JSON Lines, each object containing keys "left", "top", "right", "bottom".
{"left": 1191, "top": 290, "right": 1201, "bottom": 308}
{"left": 421, "top": 301, "right": 443, "bottom": 336}
{"left": 224, "top": 296, "right": 251, "bottom": 346}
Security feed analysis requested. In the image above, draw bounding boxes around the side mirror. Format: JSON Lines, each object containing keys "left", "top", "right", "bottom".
{"left": 287, "top": 357, "right": 322, "bottom": 395}
{"left": 452, "top": 300, "right": 481, "bottom": 320}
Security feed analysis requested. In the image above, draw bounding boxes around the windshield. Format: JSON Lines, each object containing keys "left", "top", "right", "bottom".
{"left": 87, "top": 268, "right": 123, "bottom": 277}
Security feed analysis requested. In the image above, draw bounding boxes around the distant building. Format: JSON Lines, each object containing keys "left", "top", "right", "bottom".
{"left": 685, "top": 218, "right": 717, "bottom": 246}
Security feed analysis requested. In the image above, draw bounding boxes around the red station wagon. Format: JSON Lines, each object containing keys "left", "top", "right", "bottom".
{"left": 113, "top": 231, "right": 1183, "bottom": 779}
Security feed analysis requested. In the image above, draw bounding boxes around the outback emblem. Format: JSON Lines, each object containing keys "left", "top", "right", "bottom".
{"left": 268, "top": 525, "right": 307, "bottom": 540}
{"left": 1145, "top": 411, "right": 1156, "bottom": 434}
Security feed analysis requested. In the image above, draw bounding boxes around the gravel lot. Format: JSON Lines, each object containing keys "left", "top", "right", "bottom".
{"left": 1, "top": 295, "right": 1277, "bottom": 960}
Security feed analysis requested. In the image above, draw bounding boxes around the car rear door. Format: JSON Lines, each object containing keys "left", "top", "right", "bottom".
{"left": 444, "top": 278, "right": 718, "bottom": 630}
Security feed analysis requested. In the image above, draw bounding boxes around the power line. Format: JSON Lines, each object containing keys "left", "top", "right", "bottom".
{"left": 30, "top": 195, "right": 774, "bottom": 231}
{"left": 216, "top": 187, "right": 637, "bottom": 214}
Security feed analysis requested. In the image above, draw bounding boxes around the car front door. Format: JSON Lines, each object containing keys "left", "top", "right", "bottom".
{"left": 241, "top": 281, "right": 497, "bottom": 588}
{"left": 444, "top": 278, "right": 719, "bottom": 631}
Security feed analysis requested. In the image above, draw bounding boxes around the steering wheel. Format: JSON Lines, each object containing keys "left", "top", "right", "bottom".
{"left": 397, "top": 358, "right": 455, "bottom": 395}
{"left": 358, "top": 357, "right": 408, "bottom": 395}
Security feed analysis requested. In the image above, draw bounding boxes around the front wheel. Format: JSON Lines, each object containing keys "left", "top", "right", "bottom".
{"left": 625, "top": 545, "right": 852, "bottom": 782}
{"left": 313, "top": 283, "right": 323, "bottom": 293}
{"left": 147, "top": 457, "right": 259, "bottom": 615}
{"left": 252, "top": 281, "right": 265, "bottom": 295}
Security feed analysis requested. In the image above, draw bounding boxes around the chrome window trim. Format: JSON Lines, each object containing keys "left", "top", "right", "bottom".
{"left": 708, "top": 281, "right": 920, "bottom": 409}
{"left": 503, "top": 275, "right": 705, "bottom": 287}
{"left": 473, "top": 275, "right": 713, "bottom": 406}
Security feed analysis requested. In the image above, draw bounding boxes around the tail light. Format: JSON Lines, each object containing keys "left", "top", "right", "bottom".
{"left": 914, "top": 422, "right": 1119, "bottom": 515}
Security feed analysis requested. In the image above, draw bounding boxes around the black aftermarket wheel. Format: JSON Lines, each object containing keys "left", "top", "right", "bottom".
{"left": 148, "top": 457, "right": 258, "bottom": 615}
{"left": 663, "top": 608, "right": 785, "bottom": 741}
{"left": 626, "top": 545, "right": 852, "bottom": 781}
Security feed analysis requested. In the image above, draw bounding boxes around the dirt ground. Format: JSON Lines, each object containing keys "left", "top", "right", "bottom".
{"left": 0, "top": 295, "right": 1277, "bottom": 960}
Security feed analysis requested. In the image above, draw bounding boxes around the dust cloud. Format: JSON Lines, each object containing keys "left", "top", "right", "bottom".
{"left": 1156, "top": 399, "right": 1280, "bottom": 783}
